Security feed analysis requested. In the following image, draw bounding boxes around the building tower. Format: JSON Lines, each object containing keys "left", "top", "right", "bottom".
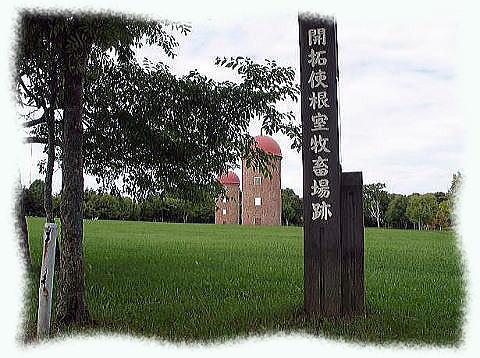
{"left": 215, "top": 171, "right": 240, "bottom": 224}
{"left": 242, "top": 135, "right": 282, "bottom": 225}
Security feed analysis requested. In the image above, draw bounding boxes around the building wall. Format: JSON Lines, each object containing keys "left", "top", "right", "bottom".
{"left": 215, "top": 183, "right": 240, "bottom": 224}
{"left": 241, "top": 158, "right": 282, "bottom": 225}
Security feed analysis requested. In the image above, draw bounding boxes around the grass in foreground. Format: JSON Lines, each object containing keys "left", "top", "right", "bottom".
{"left": 22, "top": 218, "right": 465, "bottom": 346}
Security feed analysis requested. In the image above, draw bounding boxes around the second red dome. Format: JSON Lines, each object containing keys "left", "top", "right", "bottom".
{"left": 218, "top": 171, "right": 240, "bottom": 185}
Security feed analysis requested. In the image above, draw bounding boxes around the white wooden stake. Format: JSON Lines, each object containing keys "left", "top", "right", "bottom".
{"left": 37, "top": 223, "right": 57, "bottom": 339}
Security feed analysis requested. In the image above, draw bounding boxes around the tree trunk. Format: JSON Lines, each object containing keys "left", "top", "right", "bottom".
{"left": 15, "top": 176, "right": 32, "bottom": 270}
{"left": 44, "top": 38, "right": 62, "bottom": 278}
{"left": 56, "top": 31, "right": 90, "bottom": 326}
{"left": 44, "top": 69, "right": 57, "bottom": 223}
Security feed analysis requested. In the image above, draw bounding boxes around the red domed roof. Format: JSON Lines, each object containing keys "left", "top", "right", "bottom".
{"left": 218, "top": 171, "right": 240, "bottom": 185}
{"left": 254, "top": 135, "right": 282, "bottom": 157}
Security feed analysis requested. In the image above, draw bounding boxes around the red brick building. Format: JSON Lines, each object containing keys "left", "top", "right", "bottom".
{"left": 215, "top": 171, "right": 240, "bottom": 224}
{"left": 241, "top": 136, "right": 282, "bottom": 226}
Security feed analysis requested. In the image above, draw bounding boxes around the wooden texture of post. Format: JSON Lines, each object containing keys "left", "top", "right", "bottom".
{"left": 340, "top": 172, "right": 365, "bottom": 316}
{"left": 37, "top": 223, "right": 58, "bottom": 339}
{"left": 299, "top": 14, "right": 342, "bottom": 316}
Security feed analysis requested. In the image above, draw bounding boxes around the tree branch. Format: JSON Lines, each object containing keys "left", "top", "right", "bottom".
{"left": 24, "top": 136, "right": 61, "bottom": 147}
{"left": 24, "top": 136, "right": 47, "bottom": 144}
{"left": 18, "top": 76, "right": 45, "bottom": 110}
{"left": 23, "top": 114, "right": 47, "bottom": 128}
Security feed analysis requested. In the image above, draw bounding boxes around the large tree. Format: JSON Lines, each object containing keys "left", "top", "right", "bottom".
{"left": 17, "top": 12, "right": 193, "bottom": 326}
{"left": 83, "top": 56, "right": 300, "bottom": 199}
{"left": 16, "top": 11, "right": 300, "bottom": 328}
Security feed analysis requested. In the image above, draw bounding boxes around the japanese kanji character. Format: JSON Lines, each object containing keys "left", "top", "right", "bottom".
{"left": 308, "top": 91, "right": 329, "bottom": 110}
{"left": 312, "top": 201, "right": 332, "bottom": 221}
{"left": 311, "top": 179, "right": 330, "bottom": 198}
{"left": 310, "top": 134, "right": 331, "bottom": 154}
{"left": 308, "top": 69, "right": 328, "bottom": 89}
{"left": 311, "top": 113, "right": 329, "bottom": 131}
{"left": 308, "top": 49, "right": 327, "bottom": 67}
{"left": 312, "top": 155, "right": 328, "bottom": 177}
{"left": 308, "top": 28, "right": 326, "bottom": 46}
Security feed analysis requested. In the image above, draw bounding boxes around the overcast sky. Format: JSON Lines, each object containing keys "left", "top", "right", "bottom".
{"left": 19, "top": 12, "right": 464, "bottom": 197}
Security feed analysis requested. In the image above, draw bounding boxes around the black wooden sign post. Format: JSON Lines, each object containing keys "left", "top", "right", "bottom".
{"left": 299, "top": 13, "right": 365, "bottom": 317}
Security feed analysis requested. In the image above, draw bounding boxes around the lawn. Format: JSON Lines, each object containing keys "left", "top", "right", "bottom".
{"left": 22, "top": 217, "right": 465, "bottom": 346}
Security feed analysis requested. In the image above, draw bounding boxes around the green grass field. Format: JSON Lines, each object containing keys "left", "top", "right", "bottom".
{"left": 22, "top": 217, "right": 465, "bottom": 346}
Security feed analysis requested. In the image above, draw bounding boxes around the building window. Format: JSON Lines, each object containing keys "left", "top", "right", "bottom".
{"left": 254, "top": 197, "right": 261, "bottom": 206}
{"left": 254, "top": 176, "right": 262, "bottom": 185}
{"left": 222, "top": 208, "right": 227, "bottom": 215}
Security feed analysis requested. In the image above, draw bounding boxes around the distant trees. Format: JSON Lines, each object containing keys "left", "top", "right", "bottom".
{"left": 84, "top": 189, "right": 133, "bottom": 221}
{"left": 23, "top": 179, "right": 45, "bottom": 217}
{"left": 134, "top": 195, "right": 215, "bottom": 223}
{"left": 446, "top": 172, "right": 462, "bottom": 227}
{"left": 406, "top": 193, "right": 437, "bottom": 230}
{"left": 15, "top": 177, "right": 31, "bottom": 270}
{"left": 363, "top": 183, "right": 389, "bottom": 228}
{"left": 365, "top": 172, "right": 462, "bottom": 231}
{"left": 23, "top": 173, "right": 462, "bottom": 230}
{"left": 25, "top": 182, "right": 215, "bottom": 224}
{"left": 281, "top": 188, "right": 303, "bottom": 226}
{"left": 22, "top": 179, "right": 61, "bottom": 218}
{"left": 385, "top": 194, "right": 408, "bottom": 229}
{"left": 402, "top": 172, "right": 462, "bottom": 230}
{"left": 435, "top": 201, "right": 450, "bottom": 230}
{"left": 84, "top": 190, "right": 215, "bottom": 223}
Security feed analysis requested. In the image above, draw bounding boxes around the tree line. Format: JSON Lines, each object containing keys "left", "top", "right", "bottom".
{"left": 22, "top": 180, "right": 301, "bottom": 225}
{"left": 363, "top": 172, "right": 462, "bottom": 230}
{"left": 281, "top": 172, "right": 462, "bottom": 230}
{"left": 22, "top": 172, "right": 461, "bottom": 230}
{"left": 22, "top": 180, "right": 215, "bottom": 224}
